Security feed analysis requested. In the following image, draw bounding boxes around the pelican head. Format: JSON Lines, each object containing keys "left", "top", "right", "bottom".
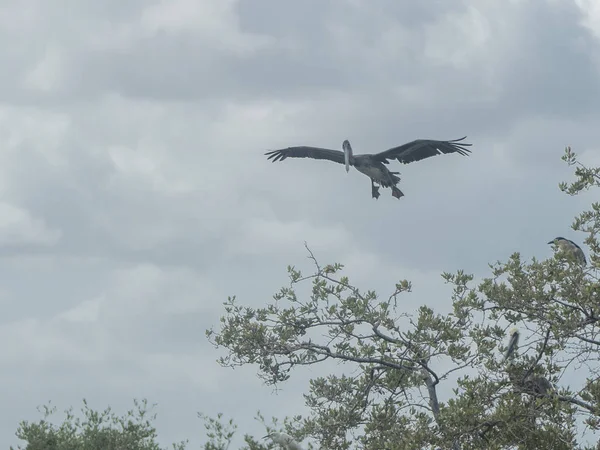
{"left": 342, "top": 139, "right": 353, "bottom": 172}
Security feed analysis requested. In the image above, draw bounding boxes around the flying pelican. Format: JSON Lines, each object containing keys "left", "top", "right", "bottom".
{"left": 265, "top": 137, "right": 472, "bottom": 199}
{"left": 263, "top": 432, "right": 305, "bottom": 450}
{"left": 548, "top": 237, "right": 587, "bottom": 266}
{"left": 502, "top": 327, "right": 519, "bottom": 362}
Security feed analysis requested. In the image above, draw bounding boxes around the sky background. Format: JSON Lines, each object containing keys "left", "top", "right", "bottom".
{"left": 1, "top": 0, "right": 600, "bottom": 448}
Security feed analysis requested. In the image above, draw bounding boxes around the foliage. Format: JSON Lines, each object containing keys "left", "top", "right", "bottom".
{"left": 10, "top": 399, "right": 187, "bottom": 450}
{"left": 204, "top": 147, "right": 600, "bottom": 449}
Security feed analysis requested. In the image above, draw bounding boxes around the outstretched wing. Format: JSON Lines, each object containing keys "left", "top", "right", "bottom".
{"left": 372, "top": 136, "right": 472, "bottom": 165}
{"left": 265, "top": 146, "right": 345, "bottom": 165}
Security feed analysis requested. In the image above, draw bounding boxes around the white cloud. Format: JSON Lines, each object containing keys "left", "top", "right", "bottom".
{"left": 0, "top": 262, "right": 222, "bottom": 393}
{"left": 423, "top": 5, "right": 492, "bottom": 69}
{"left": 576, "top": 0, "right": 600, "bottom": 40}
{"left": 57, "top": 298, "right": 101, "bottom": 323}
{"left": 229, "top": 217, "right": 354, "bottom": 256}
{"left": 23, "top": 44, "right": 66, "bottom": 93}
{"left": 0, "top": 2, "right": 38, "bottom": 34}
{"left": 0, "top": 106, "right": 71, "bottom": 157}
{"left": 140, "top": 0, "right": 273, "bottom": 53}
{"left": 106, "top": 144, "right": 196, "bottom": 194}
{"left": 579, "top": 146, "right": 600, "bottom": 166}
{"left": 0, "top": 202, "right": 61, "bottom": 246}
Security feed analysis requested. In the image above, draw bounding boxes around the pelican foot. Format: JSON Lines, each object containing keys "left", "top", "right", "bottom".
{"left": 371, "top": 184, "right": 380, "bottom": 199}
{"left": 391, "top": 186, "right": 404, "bottom": 199}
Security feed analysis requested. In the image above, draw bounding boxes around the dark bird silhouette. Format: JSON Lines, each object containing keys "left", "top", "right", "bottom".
{"left": 523, "top": 374, "right": 553, "bottom": 395}
{"left": 548, "top": 237, "right": 586, "bottom": 266}
{"left": 265, "top": 137, "right": 472, "bottom": 199}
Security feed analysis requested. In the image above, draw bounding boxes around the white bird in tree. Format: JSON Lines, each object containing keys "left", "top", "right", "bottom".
{"left": 502, "top": 327, "right": 519, "bottom": 362}
{"left": 263, "top": 432, "right": 306, "bottom": 450}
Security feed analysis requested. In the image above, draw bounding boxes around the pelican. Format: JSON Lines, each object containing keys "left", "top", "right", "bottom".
{"left": 265, "top": 137, "right": 472, "bottom": 199}
{"left": 548, "top": 237, "right": 587, "bottom": 266}
{"left": 502, "top": 327, "right": 519, "bottom": 362}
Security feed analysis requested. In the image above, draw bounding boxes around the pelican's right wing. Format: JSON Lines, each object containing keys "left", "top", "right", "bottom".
{"left": 265, "top": 146, "right": 345, "bottom": 165}
{"left": 373, "top": 137, "right": 472, "bottom": 165}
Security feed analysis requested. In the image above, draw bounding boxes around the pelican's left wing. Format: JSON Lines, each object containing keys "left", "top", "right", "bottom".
{"left": 372, "top": 137, "right": 472, "bottom": 165}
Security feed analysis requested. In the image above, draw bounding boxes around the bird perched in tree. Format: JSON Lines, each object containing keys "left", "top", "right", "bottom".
{"left": 548, "top": 237, "right": 587, "bottom": 266}
{"left": 502, "top": 328, "right": 554, "bottom": 411}
{"left": 502, "top": 327, "right": 519, "bottom": 362}
{"left": 263, "top": 432, "right": 305, "bottom": 450}
{"left": 523, "top": 374, "right": 553, "bottom": 395}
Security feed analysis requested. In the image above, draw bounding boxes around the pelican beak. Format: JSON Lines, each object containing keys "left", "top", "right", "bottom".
{"left": 342, "top": 140, "right": 352, "bottom": 172}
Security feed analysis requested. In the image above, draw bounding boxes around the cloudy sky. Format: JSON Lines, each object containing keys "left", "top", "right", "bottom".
{"left": 2, "top": 0, "right": 600, "bottom": 447}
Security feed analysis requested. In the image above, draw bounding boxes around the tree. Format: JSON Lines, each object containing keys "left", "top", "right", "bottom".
{"left": 12, "top": 147, "right": 599, "bottom": 449}
{"left": 205, "top": 146, "right": 600, "bottom": 449}
{"left": 10, "top": 398, "right": 188, "bottom": 450}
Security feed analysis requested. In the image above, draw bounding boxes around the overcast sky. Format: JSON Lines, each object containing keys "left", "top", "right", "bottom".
{"left": 2, "top": 0, "right": 600, "bottom": 448}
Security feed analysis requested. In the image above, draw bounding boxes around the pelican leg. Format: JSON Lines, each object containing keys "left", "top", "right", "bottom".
{"left": 370, "top": 179, "right": 380, "bottom": 199}
{"left": 391, "top": 185, "right": 404, "bottom": 199}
